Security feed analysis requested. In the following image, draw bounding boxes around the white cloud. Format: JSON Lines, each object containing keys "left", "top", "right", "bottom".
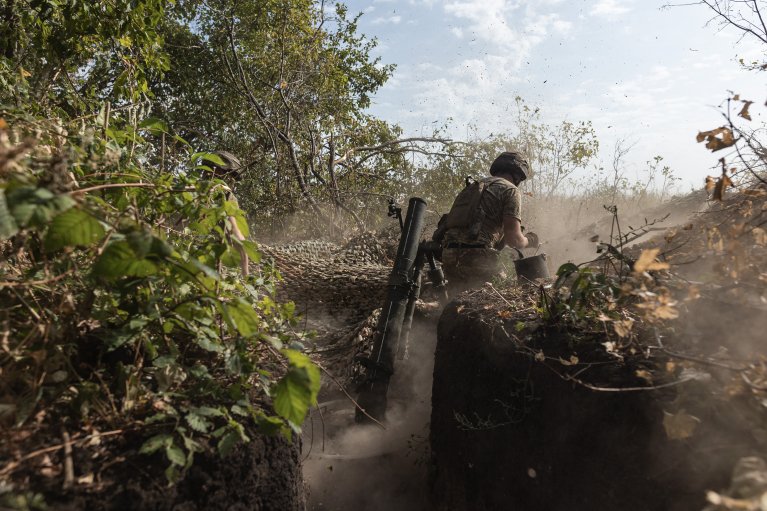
{"left": 450, "top": 26, "right": 464, "bottom": 38}
{"left": 372, "top": 14, "right": 402, "bottom": 24}
{"left": 591, "top": 0, "right": 632, "bottom": 19}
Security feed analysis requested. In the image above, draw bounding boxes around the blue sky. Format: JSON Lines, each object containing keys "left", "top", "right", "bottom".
{"left": 345, "top": 0, "right": 765, "bottom": 189}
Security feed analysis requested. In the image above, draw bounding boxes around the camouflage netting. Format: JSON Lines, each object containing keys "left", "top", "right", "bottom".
{"left": 257, "top": 231, "right": 400, "bottom": 387}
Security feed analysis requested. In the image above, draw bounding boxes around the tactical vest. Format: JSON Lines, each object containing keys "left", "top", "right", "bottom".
{"left": 443, "top": 176, "right": 506, "bottom": 240}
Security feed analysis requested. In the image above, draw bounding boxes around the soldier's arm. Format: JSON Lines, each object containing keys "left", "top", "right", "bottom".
{"left": 502, "top": 215, "right": 529, "bottom": 249}
{"left": 227, "top": 215, "right": 250, "bottom": 277}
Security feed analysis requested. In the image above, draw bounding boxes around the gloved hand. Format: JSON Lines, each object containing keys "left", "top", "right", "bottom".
{"left": 525, "top": 231, "right": 540, "bottom": 248}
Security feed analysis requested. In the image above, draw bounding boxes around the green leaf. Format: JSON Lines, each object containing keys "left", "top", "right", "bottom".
{"left": 273, "top": 350, "right": 320, "bottom": 426}
{"left": 193, "top": 335, "right": 224, "bottom": 353}
{"left": 165, "top": 444, "right": 186, "bottom": 466}
{"left": 221, "top": 299, "right": 260, "bottom": 337}
{"left": 241, "top": 240, "right": 262, "bottom": 263}
{"left": 138, "top": 117, "right": 169, "bottom": 134}
{"left": 0, "top": 191, "right": 19, "bottom": 239}
{"left": 139, "top": 433, "right": 172, "bottom": 454}
{"left": 93, "top": 241, "right": 158, "bottom": 281}
{"left": 185, "top": 412, "right": 212, "bottom": 433}
{"left": 193, "top": 406, "right": 224, "bottom": 417}
{"left": 191, "top": 152, "right": 226, "bottom": 167}
{"left": 44, "top": 208, "right": 105, "bottom": 252}
{"left": 217, "top": 429, "right": 241, "bottom": 457}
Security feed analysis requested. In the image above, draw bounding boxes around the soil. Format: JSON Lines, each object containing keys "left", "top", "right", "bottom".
{"left": 429, "top": 287, "right": 765, "bottom": 511}
{"left": 3, "top": 425, "right": 305, "bottom": 511}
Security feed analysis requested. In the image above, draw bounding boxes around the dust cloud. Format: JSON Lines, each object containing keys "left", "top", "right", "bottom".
{"left": 522, "top": 192, "right": 707, "bottom": 270}
{"left": 302, "top": 320, "right": 438, "bottom": 510}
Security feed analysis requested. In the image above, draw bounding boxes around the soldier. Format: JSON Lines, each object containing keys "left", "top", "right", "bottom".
{"left": 206, "top": 151, "right": 250, "bottom": 277}
{"left": 435, "top": 151, "right": 538, "bottom": 294}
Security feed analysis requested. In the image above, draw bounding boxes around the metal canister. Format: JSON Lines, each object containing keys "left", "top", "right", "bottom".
{"left": 511, "top": 249, "right": 550, "bottom": 282}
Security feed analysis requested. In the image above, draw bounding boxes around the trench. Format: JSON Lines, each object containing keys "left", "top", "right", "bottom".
{"left": 302, "top": 320, "right": 438, "bottom": 511}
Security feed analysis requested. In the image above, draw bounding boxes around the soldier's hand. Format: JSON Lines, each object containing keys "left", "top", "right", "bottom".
{"left": 525, "top": 231, "right": 540, "bottom": 248}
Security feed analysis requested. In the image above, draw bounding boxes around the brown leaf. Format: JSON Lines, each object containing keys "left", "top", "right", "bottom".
{"left": 705, "top": 176, "right": 716, "bottom": 192}
{"left": 696, "top": 127, "right": 736, "bottom": 152}
{"left": 712, "top": 174, "right": 733, "bottom": 201}
{"left": 683, "top": 223, "right": 694, "bottom": 230}
{"left": 633, "top": 248, "right": 670, "bottom": 273}
{"left": 613, "top": 319, "right": 634, "bottom": 338}
{"left": 635, "top": 369, "right": 653, "bottom": 383}
{"left": 663, "top": 410, "right": 700, "bottom": 440}
{"left": 738, "top": 100, "right": 754, "bottom": 120}
{"left": 753, "top": 227, "right": 767, "bottom": 246}
{"left": 497, "top": 310, "right": 513, "bottom": 319}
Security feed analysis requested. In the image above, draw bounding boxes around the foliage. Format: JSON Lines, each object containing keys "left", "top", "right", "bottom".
{"left": 148, "top": 0, "right": 450, "bottom": 235}
{"left": 540, "top": 206, "right": 678, "bottom": 342}
{"left": 0, "top": 0, "right": 320, "bottom": 487}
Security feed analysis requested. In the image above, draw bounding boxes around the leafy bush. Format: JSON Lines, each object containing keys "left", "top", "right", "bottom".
{"left": 0, "top": 105, "right": 318, "bottom": 483}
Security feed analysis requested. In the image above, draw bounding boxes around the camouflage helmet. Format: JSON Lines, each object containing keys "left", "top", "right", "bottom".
{"left": 489, "top": 151, "right": 529, "bottom": 181}
{"left": 205, "top": 150, "right": 242, "bottom": 179}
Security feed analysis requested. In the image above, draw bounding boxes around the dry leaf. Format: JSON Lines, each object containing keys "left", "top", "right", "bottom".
{"left": 456, "top": 305, "right": 465, "bottom": 313}
{"left": 738, "top": 100, "right": 754, "bottom": 120}
{"left": 663, "top": 410, "right": 700, "bottom": 440}
{"left": 589, "top": 234, "right": 600, "bottom": 242}
{"left": 603, "top": 341, "right": 616, "bottom": 353}
{"left": 497, "top": 310, "right": 513, "bottom": 319}
{"left": 77, "top": 473, "right": 95, "bottom": 485}
{"left": 696, "top": 127, "right": 736, "bottom": 152}
{"left": 613, "top": 319, "right": 634, "bottom": 337}
{"left": 664, "top": 230, "right": 677, "bottom": 244}
{"left": 665, "top": 362, "right": 676, "bottom": 373}
{"left": 712, "top": 174, "right": 733, "bottom": 201}
{"left": 633, "top": 248, "right": 670, "bottom": 273}
{"left": 705, "top": 176, "right": 716, "bottom": 192}
{"left": 753, "top": 227, "right": 767, "bottom": 246}
{"left": 683, "top": 223, "right": 694, "bottom": 230}
{"left": 0, "top": 118, "right": 7, "bottom": 130}
{"left": 558, "top": 355, "right": 579, "bottom": 366}
{"left": 635, "top": 369, "right": 653, "bottom": 383}
{"left": 534, "top": 350, "right": 545, "bottom": 362}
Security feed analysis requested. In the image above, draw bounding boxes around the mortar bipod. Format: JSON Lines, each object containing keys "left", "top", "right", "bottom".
{"left": 397, "top": 240, "right": 447, "bottom": 361}
{"left": 355, "top": 197, "right": 427, "bottom": 424}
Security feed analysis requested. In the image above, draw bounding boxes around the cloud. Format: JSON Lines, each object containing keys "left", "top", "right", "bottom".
{"left": 591, "top": 0, "right": 632, "bottom": 19}
{"left": 372, "top": 14, "right": 403, "bottom": 25}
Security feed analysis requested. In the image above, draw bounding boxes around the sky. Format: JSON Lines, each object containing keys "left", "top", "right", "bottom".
{"left": 344, "top": 0, "right": 766, "bottom": 190}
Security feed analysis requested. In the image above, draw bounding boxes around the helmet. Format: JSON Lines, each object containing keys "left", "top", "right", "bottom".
{"left": 489, "top": 151, "right": 529, "bottom": 181}
{"left": 204, "top": 150, "right": 242, "bottom": 179}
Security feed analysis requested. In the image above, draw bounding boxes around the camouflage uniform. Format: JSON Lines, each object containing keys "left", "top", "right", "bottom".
{"left": 442, "top": 176, "right": 522, "bottom": 293}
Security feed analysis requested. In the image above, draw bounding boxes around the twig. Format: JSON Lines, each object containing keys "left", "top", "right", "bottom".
{"left": 62, "top": 429, "right": 74, "bottom": 490}
{"left": 70, "top": 183, "right": 195, "bottom": 195}
{"left": 0, "top": 429, "right": 124, "bottom": 477}
{"left": 485, "top": 283, "right": 514, "bottom": 309}
{"left": 563, "top": 372, "right": 696, "bottom": 392}
{"left": 0, "top": 269, "right": 75, "bottom": 289}
{"left": 659, "top": 348, "right": 746, "bottom": 371}
{"left": 315, "top": 361, "right": 386, "bottom": 429}
{"left": 742, "top": 372, "right": 767, "bottom": 391}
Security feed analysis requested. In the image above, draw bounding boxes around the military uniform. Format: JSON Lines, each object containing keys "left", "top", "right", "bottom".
{"left": 441, "top": 176, "right": 522, "bottom": 293}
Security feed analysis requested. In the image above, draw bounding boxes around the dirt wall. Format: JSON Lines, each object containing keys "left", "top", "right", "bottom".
{"left": 39, "top": 430, "right": 305, "bottom": 511}
{"left": 429, "top": 298, "right": 759, "bottom": 511}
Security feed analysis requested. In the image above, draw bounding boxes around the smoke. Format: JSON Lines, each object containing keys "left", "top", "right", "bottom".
{"left": 523, "top": 192, "right": 707, "bottom": 270}
{"left": 302, "top": 320, "right": 437, "bottom": 510}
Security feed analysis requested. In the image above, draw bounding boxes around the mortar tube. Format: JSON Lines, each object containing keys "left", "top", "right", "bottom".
{"left": 355, "top": 197, "right": 427, "bottom": 423}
